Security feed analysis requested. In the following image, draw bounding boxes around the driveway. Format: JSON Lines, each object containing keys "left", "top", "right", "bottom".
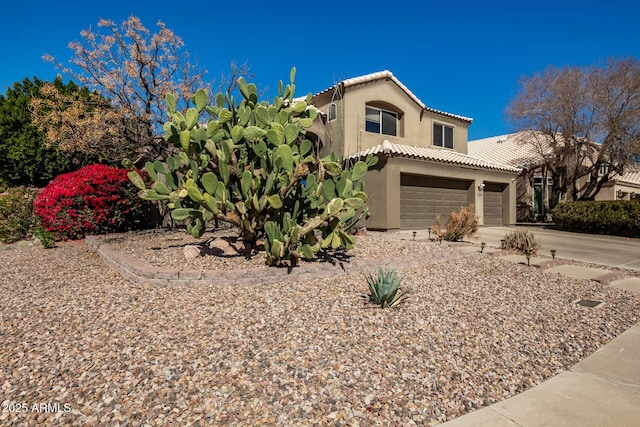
{"left": 468, "top": 226, "right": 640, "bottom": 271}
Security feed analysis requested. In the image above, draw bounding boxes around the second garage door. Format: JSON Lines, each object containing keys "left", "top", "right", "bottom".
{"left": 400, "top": 174, "right": 471, "bottom": 229}
{"left": 483, "top": 183, "right": 505, "bottom": 225}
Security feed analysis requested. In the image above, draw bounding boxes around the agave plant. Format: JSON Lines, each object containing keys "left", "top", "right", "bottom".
{"left": 365, "top": 268, "right": 408, "bottom": 308}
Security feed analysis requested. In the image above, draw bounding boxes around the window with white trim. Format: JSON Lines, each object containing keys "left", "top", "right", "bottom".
{"left": 328, "top": 103, "right": 337, "bottom": 121}
{"left": 365, "top": 106, "right": 397, "bottom": 136}
{"left": 433, "top": 123, "right": 454, "bottom": 149}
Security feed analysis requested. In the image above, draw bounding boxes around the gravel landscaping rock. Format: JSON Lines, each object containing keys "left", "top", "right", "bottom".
{"left": 1, "top": 230, "right": 639, "bottom": 426}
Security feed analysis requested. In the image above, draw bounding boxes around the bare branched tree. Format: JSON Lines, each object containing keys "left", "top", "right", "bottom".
{"left": 41, "top": 16, "right": 213, "bottom": 163}
{"left": 507, "top": 57, "right": 640, "bottom": 204}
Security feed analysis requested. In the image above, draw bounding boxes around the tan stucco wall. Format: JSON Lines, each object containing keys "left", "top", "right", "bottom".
{"left": 362, "top": 156, "right": 517, "bottom": 230}
{"left": 309, "top": 76, "right": 518, "bottom": 231}
{"left": 312, "top": 79, "right": 470, "bottom": 158}
{"left": 595, "top": 185, "right": 616, "bottom": 201}
{"left": 596, "top": 182, "right": 640, "bottom": 201}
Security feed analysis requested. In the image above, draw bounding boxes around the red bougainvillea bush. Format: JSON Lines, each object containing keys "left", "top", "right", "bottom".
{"left": 33, "top": 164, "right": 151, "bottom": 240}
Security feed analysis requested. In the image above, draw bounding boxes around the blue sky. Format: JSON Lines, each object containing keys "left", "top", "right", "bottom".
{"left": 3, "top": 0, "right": 639, "bottom": 140}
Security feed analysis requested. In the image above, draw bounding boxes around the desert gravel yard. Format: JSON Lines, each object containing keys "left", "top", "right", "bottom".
{"left": 1, "top": 230, "right": 640, "bottom": 426}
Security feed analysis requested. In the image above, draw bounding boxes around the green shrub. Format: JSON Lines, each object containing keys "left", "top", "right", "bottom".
{"left": 365, "top": 268, "right": 408, "bottom": 308}
{"left": 0, "top": 186, "right": 39, "bottom": 244}
{"left": 503, "top": 229, "right": 541, "bottom": 254}
{"left": 33, "top": 224, "right": 56, "bottom": 248}
{"left": 432, "top": 204, "right": 479, "bottom": 241}
{"left": 552, "top": 200, "right": 640, "bottom": 238}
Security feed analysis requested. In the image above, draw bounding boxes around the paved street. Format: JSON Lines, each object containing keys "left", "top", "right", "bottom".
{"left": 471, "top": 226, "right": 640, "bottom": 271}
{"left": 401, "top": 226, "right": 640, "bottom": 271}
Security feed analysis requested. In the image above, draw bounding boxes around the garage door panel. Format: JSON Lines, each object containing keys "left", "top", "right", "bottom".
{"left": 400, "top": 175, "right": 470, "bottom": 229}
{"left": 483, "top": 183, "right": 505, "bottom": 225}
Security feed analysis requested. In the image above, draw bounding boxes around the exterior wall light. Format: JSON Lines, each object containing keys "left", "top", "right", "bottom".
{"left": 478, "top": 183, "right": 485, "bottom": 191}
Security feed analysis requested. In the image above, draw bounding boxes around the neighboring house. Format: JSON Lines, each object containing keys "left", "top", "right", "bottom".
{"left": 304, "top": 71, "right": 520, "bottom": 230}
{"left": 596, "top": 165, "right": 640, "bottom": 202}
{"left": 468, "top": 132, "right": 640, "bottom": 222}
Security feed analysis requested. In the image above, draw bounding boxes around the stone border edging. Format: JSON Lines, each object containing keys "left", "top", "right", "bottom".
{"left": 85, "top": 235, "right": 469, "bottom": 287}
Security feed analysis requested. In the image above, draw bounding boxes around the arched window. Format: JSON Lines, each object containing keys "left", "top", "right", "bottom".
{"left": 328, "top": 103, "right": 337, "bottom": 121}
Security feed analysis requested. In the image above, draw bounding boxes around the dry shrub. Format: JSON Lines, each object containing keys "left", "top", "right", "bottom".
{"left": 432, "top": 204, "right": 479, "bottom": 241}
{"left": 503, "top": 229, "right": 541, "bottom": 254}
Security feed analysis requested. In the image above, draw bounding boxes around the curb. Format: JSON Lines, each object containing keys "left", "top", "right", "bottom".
{"left": 592, "top": 270, "right": 638, "bottom": 285}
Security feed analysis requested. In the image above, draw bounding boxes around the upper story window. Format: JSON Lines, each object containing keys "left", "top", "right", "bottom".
{"left": 328, "top": 103, "right": 337, "bottom": 121}
{"left": 365, "top": 106, "right": 397, "bottom": 136}
{"left": 433, "top": 123, "right": 454, "bottom": 149}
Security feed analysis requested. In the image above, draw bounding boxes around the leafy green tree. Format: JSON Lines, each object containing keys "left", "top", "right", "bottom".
{"left": 0, "top": 77, "right": 89, "bottom": 187}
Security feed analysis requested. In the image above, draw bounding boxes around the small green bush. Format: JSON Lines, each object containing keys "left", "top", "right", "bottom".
{"left": 552, "top": 200, "right": 640, "bottom": 238}
{"left": 503, "top": 229, "right": 541, "bottom": 254}
{"left": 33, "top": 224, "right": 56, "bottom": 248}
{"left": 0, "top": 186, "right": 40, "bottom": 244}
{"left": 432, "top": 204, "right": 479, "bottom": 241}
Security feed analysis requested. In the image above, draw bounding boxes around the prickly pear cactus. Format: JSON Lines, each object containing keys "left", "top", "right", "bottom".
{"left": 125, "top": 68, "right": 377, "bottom": 266}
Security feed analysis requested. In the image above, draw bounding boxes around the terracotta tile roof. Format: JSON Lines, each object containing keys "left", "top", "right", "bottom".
{"left": 470, "top": 132, "right": 640, "bottom": 185}
{"left": 468, "top": 132, "right": 546, "bottom": 169}
{"left": 352, "top": 140, "right": 521, "bottom": 173}
{"left": 314, "top": 70, "right": 473, "bottom": 124}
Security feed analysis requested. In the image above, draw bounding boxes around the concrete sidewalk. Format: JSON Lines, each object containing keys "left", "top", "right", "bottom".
{"left": 393, "top": 229, "right": 640, "bottom": 426}
{"left": 444, "top": 243, "right": 640, "bottom": 426}
{"left": 439, "top": 323, "right": 640, "bottom": 427}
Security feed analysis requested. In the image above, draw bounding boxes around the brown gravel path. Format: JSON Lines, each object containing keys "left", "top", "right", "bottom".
{"left": 1, "top": 231, "right": 639, "bottom": 426}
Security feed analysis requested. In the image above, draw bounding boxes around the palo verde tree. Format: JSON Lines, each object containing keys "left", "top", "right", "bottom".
{"left": 507, "top": 57, "right": 640, "bottom": 205}
{"left": 0, "top": 77, "right": 91, "bottom": 187}
{"left": 125, "top": 68, "right": 377, "bottom": 266}
{"left": 43, "top": 15, "right": 218, "bottom": 164}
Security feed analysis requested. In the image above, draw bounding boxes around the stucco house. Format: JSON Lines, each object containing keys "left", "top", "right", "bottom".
{"left": 304, "top": 71, "right": 520, "bottom": 230}
{"left": 468, "top": 132, "right": 640, "bottom": 222}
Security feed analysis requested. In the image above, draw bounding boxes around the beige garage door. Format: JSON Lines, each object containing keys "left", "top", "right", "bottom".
{"left": 483, "top": 183, "right": 505, "bottom": 225}
{"left": 400, "top": 175, "right": 470, "bottom": 229}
